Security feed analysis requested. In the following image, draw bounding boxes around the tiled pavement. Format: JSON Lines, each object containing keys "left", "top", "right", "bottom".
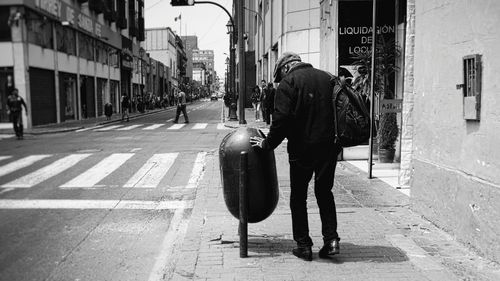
{"left": 168, "top": 144, "right": 500, "bottom": 281}
{"left": 167, "top": 109, "right": 500, "bottom": 281}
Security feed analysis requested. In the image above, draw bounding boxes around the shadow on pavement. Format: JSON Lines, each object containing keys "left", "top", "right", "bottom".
{"left": 246, "top": 237, "right": 408, "bottom": 263}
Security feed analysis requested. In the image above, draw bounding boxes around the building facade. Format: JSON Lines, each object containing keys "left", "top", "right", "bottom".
{"left": 407, "top": 0, "right": 500, "bottom": 263}
{"left": 181, "top": 35, "right": 198, "bottom": 81}
{"left": 192, "top": 49, "right": 214, "bottom": 93}
{"left": 144, "top": 27, "right": 187, "bottom": 103}
{"left": 0, "top": 0, "right": 145, "bottom": 127}
{"left": 246, "top": 0, "right": 320, "bottom": 84}
{"left": 316, "top": 0, "right": 500, "bottom": 263}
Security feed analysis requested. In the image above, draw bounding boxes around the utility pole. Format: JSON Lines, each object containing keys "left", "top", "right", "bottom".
{"left": 236, "top": 0, "right": 246, "bottom": 124}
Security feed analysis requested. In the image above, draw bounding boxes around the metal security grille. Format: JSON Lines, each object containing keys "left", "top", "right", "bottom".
{"left": 462, "top": 54, "right": 482, "bottom": 120}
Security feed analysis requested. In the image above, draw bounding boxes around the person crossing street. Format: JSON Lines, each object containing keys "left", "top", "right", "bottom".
{"left": 6, "top": 88, "right": 28, "bottom": 140}
{"left": 174, "top": 90, "right": 189, "bottom": 124}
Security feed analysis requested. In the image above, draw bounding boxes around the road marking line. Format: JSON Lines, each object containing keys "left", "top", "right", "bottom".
{"left": 117, "top": 124, "right": 142, "bottom": 131}
{"left": 0, "top": 199, "right": 193, "bottom": 210}
{"left": 185, "top": 152, "right": 207, "bottom": 189}
{"left": 60, "top": 153, "right": 134, "bottom": 188}
{"left": 217, "top": 123, "right": 230, "bottom": 130}
{"left": 167, "top": 124, "right": 185, "bottom": 130}
{"left": 0, "top": 134, "right": 15, "bottom": 140}
{"left": 166, "top": 118, "right": 174, "bottom": 122}
{"left": 2, "top": 154, "right": 92, "bottom": 188}
{"left": 75, "top": 125, "right": 104, "bottom": 132}
{"left": 192, "top": 123, "right": 208, "bottom": 130}
{"left": 143, "top": 124, "right": 165, "bottom": 130}
{"left": 0, "top": 156, "right": 12, "bottom": 162}
{"left": 0, "top": 155, "right": 52, "bottom": 178}
{"left": 123, "top": 153, "right": 178, "bottom": 188}
{"left": 94, "top": 125, "right": 123, "bottom": 131}
{"left": 148, "top": 208, "right": 189, "bottom": 281}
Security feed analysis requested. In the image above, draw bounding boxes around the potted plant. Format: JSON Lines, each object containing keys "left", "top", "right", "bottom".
{"left": 351, "top": 36, "right": 400, "bottom": 162}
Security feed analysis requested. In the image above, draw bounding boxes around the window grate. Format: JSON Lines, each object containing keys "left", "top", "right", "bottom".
{"left": 462, "top": 54, "right": 482, "bottom": 120}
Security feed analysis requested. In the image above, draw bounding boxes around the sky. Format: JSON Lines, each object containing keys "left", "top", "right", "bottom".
{"left": 144, "top": 0, "right": 233, "bottom": 79}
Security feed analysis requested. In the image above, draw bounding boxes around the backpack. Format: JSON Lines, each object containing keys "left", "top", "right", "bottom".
{"left": 330, "top": 76, "right": 371, "bottom": 147}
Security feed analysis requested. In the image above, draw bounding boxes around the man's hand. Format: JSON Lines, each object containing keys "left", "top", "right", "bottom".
{"left": 250, "top": 136, "right": 265, "bottom": 148}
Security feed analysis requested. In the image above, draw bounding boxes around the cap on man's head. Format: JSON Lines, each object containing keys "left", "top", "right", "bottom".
{"left": 273, "top": 52, "right": 301, "bottom": 82}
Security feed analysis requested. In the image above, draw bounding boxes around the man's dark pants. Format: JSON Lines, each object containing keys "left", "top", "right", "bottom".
{"left": 289, "top": 143, "right": 341, "bottom": 247}
{"left": 174, "top": 104, "right": 189, "bottom": 123}
{"left": 10, "top": 111, "right": 23, "bottom": 137}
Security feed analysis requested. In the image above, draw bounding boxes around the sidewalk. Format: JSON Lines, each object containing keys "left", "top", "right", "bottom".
{"left": 170, "top": 107, "right": 500, "bottom": 281}
{"left": 0, "top": 107, "right": 171, "bottom": 136}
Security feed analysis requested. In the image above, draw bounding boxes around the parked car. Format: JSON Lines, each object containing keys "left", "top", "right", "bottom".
{"left": 210, "top": 94, "right": 218, "bottom": 101}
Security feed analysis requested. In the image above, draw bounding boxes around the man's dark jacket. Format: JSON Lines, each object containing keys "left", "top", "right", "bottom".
{"left": 262, "top": 63, "right": 336, "bottom": 157}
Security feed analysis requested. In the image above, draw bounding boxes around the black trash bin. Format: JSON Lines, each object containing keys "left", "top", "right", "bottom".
{"left": 219, "top": 127, "right": 279, "bottom": 223}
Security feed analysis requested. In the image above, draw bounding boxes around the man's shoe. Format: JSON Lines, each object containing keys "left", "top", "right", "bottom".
{"left": 319, "top": 239, "right": 340, "bottom": 258}
{"left": 292, "top": 247, "right": 313, "bottom": 261}
{"left": 184, "top": 121, "right": 189, "bottom": 124}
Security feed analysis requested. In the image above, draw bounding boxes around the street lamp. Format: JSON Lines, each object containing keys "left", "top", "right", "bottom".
{"left": 226, "top": 19, "right": 237, "bottom": 121}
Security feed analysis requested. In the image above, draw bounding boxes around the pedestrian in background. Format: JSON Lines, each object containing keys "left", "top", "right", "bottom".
{"left": 251, "top": 85, "right": 261, "bottom": 121}
{"left": 174, "top": 91, "right": 189, "bottom": 124}
{"left": 121, "top": 94, "right": 130, "bottom": 122}
{"left": 260, "top": 80, "right": 268, "bottom": 123}
{"left": 6, "top": 88, "right": 28, "bottom": 140}
{"left": 263, "top": 82, "right": 275, "bottom": 126}
{"left": 250, "top": 52, "right": 342, "bottom": 261}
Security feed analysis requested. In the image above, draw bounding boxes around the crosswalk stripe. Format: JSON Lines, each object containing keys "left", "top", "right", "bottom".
{"left": 143, "top": 124, "right": 165, "bottom": 130}
{"left": 0, "top": 155, "right": 52, "bottom": 178}
{"left": 76, "top": 125, "right": 104, "bottom": 132}
{"left": 123, "top": 153, "right": 178, "bottom": 188}
{"left": 0, "top": 156, "right": 12, "bottom": 162}
{"left": 117, "top": 124, "right": 142, "bottom": 131}
{"left": 60, "top": 153, "right": 134, "bottom": 188}
{"left": 192, "top": 123, "right": 208, "bottom": 130}
{"left": 95, "top": 125, "right": 123, "bottom": 131}
{"left": 0, "top": 199, "right": 193, "bottom": 210}
{"left": 2, "top": 154, "right": 92, "bottom": 188}
{"left": 185, "top": 152, "right": 207, "bottom": 189}
{"left": 167, "top": 124, "right": 185, "bottom": 130}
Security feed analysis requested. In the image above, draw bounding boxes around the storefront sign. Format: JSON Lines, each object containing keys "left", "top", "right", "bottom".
{"left": 380, "top": 99, "right": 403, "bottom": 113}
{"left": 32, "top": 0, "right": 110, "bottom": 45}
{"left": 338, "top": 0, "right": 395, "bottom": 65}
{"left": 121, "top": 48, "right": 134, "bottom": 70}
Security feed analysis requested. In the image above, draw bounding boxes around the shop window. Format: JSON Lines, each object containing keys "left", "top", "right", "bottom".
{"left": 56, "top": 25, "right": 76, "bottom": 55}
{"left": 78, "top": 33, "right": 94, "bottom": 60}
{"left": 95, "top": 41, "right": 109, "bottom": 64}
{"left": 26, "top": 10, "right": 53, "bottom": 49}
{"left": 0, "top": 7, "right": 11, "bottom": 42}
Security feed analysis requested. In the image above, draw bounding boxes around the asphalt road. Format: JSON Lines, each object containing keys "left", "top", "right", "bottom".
{"left": 0, "top": 99, "right": 229, "bottom": 281}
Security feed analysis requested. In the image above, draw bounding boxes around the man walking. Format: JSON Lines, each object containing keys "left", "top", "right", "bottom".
{"left": 260, "top": 80, "right": 268, "bottom": 123}
{"left": 6, "top": 88, "right": 28, "bottom": 140}
{"left": 121, "top": 94, "right": 130, "bottom": 122}
{"left": 263, "top": 82, "right": 275, "bottom": 125}
{"left": 173, "top": 90, "right": 189, "bottom": 124}
{"left": 250, "top": 52, "right": 341, "bottom": 261}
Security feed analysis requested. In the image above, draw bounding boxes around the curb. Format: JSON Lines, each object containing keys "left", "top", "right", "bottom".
{"left": 15, "top": 107, "right": 174, "bottom": 136}
{"left": 27, "top": 127, "right": 84, "bottom": 135}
